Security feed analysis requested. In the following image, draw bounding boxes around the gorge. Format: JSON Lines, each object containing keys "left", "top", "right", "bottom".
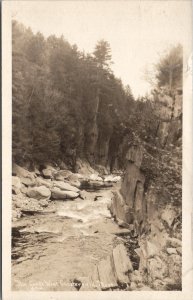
{"left": 12, "top": 20, "right": 182, "bottom": 291}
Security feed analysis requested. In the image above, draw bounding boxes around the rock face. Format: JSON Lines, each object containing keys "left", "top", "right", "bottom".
{"left": 109, "top": 144, "right": 145, "bottom": 227}
{"left": 27, "top": 186, "right": 51, "bottom": 200}
{"left": 154, "top": 91, "right": 182, "bottom": 147}
{"left": 92, "top": 244, "right": 133, "bottom": 290}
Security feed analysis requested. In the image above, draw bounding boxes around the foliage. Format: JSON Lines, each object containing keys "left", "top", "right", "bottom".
{"left": 12, "top": 20, "right": 134, "bottom": 168}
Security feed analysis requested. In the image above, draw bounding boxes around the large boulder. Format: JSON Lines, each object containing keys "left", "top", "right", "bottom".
{"left": 51, "top": 187, "right": 79, "bottom": 200}
{"left": 53, "top": 181, "right": 80, "bottom": 193}
{"left": 27, "top": 186, "right": 51, "bottom": 200}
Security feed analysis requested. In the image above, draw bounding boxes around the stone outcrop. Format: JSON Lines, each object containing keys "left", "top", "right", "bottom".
{"left": 112, "top": 244, "right": 133, "bottom": 284}
{"left": 109, "top": 144, "right": 145, "bottom": 227}
{"left": 154, "top": 90, "right": 182, "bottom": 147}
{"left": 85, "top": 244, "right": 133, "bottom": 291}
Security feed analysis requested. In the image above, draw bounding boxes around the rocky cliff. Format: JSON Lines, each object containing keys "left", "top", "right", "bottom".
{"left": 109, "top": 88, "right": 182, "bottom": 290}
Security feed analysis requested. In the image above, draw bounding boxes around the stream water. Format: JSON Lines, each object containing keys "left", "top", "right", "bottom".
{"left": 12, "top": 188, "right": 133, "bottom": 291}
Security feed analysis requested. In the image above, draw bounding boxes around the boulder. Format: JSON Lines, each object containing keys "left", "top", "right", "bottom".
{"left": 36, "top": 177, "right": 53, "bottom": 189}
{"left": 51, "top": 187, "right": 79, "bottom": 200}
{"left": 42, "top": 168, "right": 54, "bottom": 179}
{"left": 112, "top": 244, "right": 132, "bottom": 284}
{"left": 27, "top": 186, "right": 51, "bottom": 200}
{"left": 20, "top": 176, "right": 36, "bottom": 187}
{"left": 97, "top": 255, "right": 118, "bottom": 290}
{"left": 54, "top": 173, "right": 65, "bottom": 181}
{"left": 12, "top": 176, "right": 22, "bottom": 194}
{"left": 56, "top": 169, "right": 73, "bottom": 179}
{"left": 12, "top": 163, "right": 35, "bottom": 178}
{"left": 53, "top": 181, "right": 80, "bottom": 193}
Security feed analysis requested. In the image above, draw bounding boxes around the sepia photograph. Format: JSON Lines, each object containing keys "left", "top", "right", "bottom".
{"left": 2, "top": 0, "right": 193, "bottom": 298}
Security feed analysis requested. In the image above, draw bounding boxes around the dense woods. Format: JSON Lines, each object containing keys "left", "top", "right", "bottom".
{"left": 12, "top": 21, "right": 134, "bottom": 168}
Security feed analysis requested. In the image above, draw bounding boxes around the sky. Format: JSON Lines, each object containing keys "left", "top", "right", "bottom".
{"left": 11, "top": 1, "right": 191, "bottom": 97}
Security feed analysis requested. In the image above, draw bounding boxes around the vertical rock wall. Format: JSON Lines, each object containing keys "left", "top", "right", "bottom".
{"left": 110, "top": 145, "right": 146, "bottom": 227}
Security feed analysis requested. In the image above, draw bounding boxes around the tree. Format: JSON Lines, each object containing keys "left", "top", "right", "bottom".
{"left": 156, "top": 44, "right": 183, "bottom": 91}
{"left": 93, "top": 39, "right": 112, "bottom": 69}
